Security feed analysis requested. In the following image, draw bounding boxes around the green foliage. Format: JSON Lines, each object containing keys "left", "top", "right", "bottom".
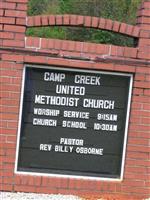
{"left": 26, "top": 27, "right": 66, "bottom": 39}
{"left": 27, "top": 0, "right": 141, "bottom": 47}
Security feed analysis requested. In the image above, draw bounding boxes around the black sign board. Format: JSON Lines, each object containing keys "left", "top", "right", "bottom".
{"left": 16, "top": 65, "right": 132, "bottom": 180}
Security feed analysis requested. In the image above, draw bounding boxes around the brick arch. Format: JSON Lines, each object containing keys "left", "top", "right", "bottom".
{"left": 27, "top": 14, "right": 140, "bottom": 38}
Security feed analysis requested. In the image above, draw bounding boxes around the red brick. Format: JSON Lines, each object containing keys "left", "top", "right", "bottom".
{"left": 56, "top": 15, "right": 63, "bottom": 25}
{"left": 63, "top": 15, "right": 70, "bottom": 25}
{"left": 142, "top": 1, "right": 150, "bottom": 9}
{"left": 1, "top": 113, "right": 18, "bottom": 120}
{"left": 75, "top": 41, "right": 83, "bottom": 52}
{"left": 126, "top": 25, "right": 134, "bottom": 36}
{"left": 1, "top": 128, "right": 16, "bottom": 135}
{"left": 136, "top": 67, "right": 150, "bottom": 74}
{"left": 1, "top": 54, "right": 24, "bottom": 62}
{"left": 119, "top": 23, "right": 127, "bottom": 34}
{"left": 138, "top": 52, "right": 150, "bottom": 59}
{"left": 24, "top": 55, "right": 46, "bottom": 64}
{"left": 76, "top": 15, "right": 84, "bottom": 26}
{"left": 0, "top": 106, "right": 19, "bottom": 113}
{"left": 131, "top": 102, "right": 142, "bottom": 109}
{"left": 25, "top": 37, "right": 40, "bottom": 48}
{"left": 122, "top": 180, "right": 145, "bottom": 187}
{"left": 54, "top": 39, "right": 62, "bottom": 50}
{"left": 141, "top": 117, "right": 150, "bottom": 124}
{"left": 130, "top": 124, "right": 150, "bottom": 132}
{"left": 3, "top": 39, "right": 24, "bottom": 48}
{"left": 14, "top": 185, "right": 36, "bottom": 193}
{"left": 84, "top": 16, "right": 91, "bottom": 27}
{"left": 121, "top": 186, "right": 150, "bottom": 195}
{"left": 67, "top": 41, "right": 75, "bottom": 51}
{"left": 3, "top": 177, "right": 14, "bottom": 184}
{"left": 105, "top": 19, "right": 113, "bottom": 30}
{"left": 0, "top": 17, "right": 15, "bottom": 24}
{"left": 135, "top": 74, "right": 145, "bottom": 81}
{"left": 16, "top": 18, "right": 26, "bottom": 25}
{"left": 93, "top": 62, "right": 114, "bottom": 71}
{"left": 127, "top": 145, "right": 150, "bottom": 153}
{"left": 128, "top": 138, "right": 149, "bottom": 146}
{"left": 6, "top": 0, "right": 28, "bottom": 3}
{"left": 127, "top": 151, "right": 149, "bottom": 160}
{"left": 124, "top": 47, "right": 138, "bottom": 58}
{"left": 16, "top": 3, "right": 27, "bottom": 11}
{"left": 91, "top": 17, "right": 99, "bottom": 28}
{"left": 140, "top": 24, "right": 150, "bottom": 31}
{"left": 0, "top": 77, "right": 12, "bottom": 84}
{"left": 27, "top": 16, "right": 34, "bottom": 27}
{"left": 41, "top": 38, "right": 48, "bottom": 49}
{"left": 0, "top": 24, "right": 3, "bottom": 31}
{"left": 5, "top": 10, "right": 26, "bottom": 18}
{"left": 132, "top": 26, "right": 140, "bottom": 37}
{"left": 98, "top": 18, "right": 106, "bottom": 29}
{"left": 0, "top": 135, "right": 7, "bottom": 142}
{"left": 0, "top": 61, "right": 22, "bottom": 70}
{"left": 48, "top": 15, "right": 55, "bottom": 25}
{"left": 70, "top": 15, "right": 77, "bottom": 26}
{"left": 0, "top": 2, "right": 16, "bottom": 9}
{"left": 15, "top": 33, "right": 24, "bottom": 40}
{"left": 146, "top": 75, "right": 150, "bottom": 82}
{"left": 144, "top": 89, "right": 150, "bottom": 96}
{"left": 133, "top": 88, "right": 144, "bottom": 95}
{"left": 33, "top": 177, "right": 41, "bottom": 186}
{"left": 0, "top": 32, "right": 14, "bottom": 39}
{"left": 36, "top": 187, "right": 57, "bottom": 194}
{"left": 89, "top": 43, "right": 97, "bottom": 53}
{"left": 47, "top": 39, "right": 55, "bottom": 49}
{"left": 34, "top": 16, "right": 41, "bottom": 26}
{"left": 0, "top": 184, "right": 13, "bottom": 191}
{"left": 139, "top": 38, "right": 150, "bottom": 46}
{"left": 112, "top": 21, "right": 120, "bottom": 32}
{"left": 41, "top": 15, "right": 48, "bottom": 26}
{"left": 138, "top": 17, "right": 150, "bottom": 24}
{"left": 96, "top": 44, "right": 109, "bottom": 54}
{"left": 131, "top": 110, "right": 150, "bottom": 117}
{"left": 0, "top": 9, "right": 4, "bottom": 16}
{"left": 111, "top": 46, "right": 124, "bottom": 57}
{"left": 114, "top": 65, "right": 135, "bottom": 73}
{"left": 7, "top": 121, "right": 18, "bottom": 129}
{"left": 140, "top": 30, "right": 150, "bottom": 38}
{"left": 4, "top": 25, "right": 26, "bottom": 33}
{"left": 138, "top": 9, "right": 150, "bottom": 17}
{"left": 145, "top": 181, "right": 150, "bottom": 187}
{"left": 134, "top": 81, "right": 150, "bottom": 89}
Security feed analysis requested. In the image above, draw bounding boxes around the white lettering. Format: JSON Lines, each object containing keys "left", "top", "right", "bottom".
{"left": 40, "top": 144, "right": 52, "bottom": 151}
{"left": 44, "top": 72, "right": 65, "bottom": 82}
{"left": 56, "top": 85, "right": 85, "bottom": 96}
{"left": 34, "top": 108, "right": 60, "bottom": 116}
{"left": 97, "top": 113, "right": 118, "bottom": 121}
{"left": 33, "top": 118, "right": 57, "bottom": 126}
{"left": 94, "top": 123, "right": 117, "bottom": 131}
{"left": 76, "top": 147, "right": 103, "bottom": 156}
{"left": 74, "top": 75, "right": 101, "bottom": 85}
{"left": 34, "top": 95, "right": 79, "bottom": 107}
{"left": 83, "top": 99, "right": 115, "bottom": 109}
{"left": 60, "top": 138, "right": 84, "bottom": 146}
{"left": 62, "top": 120, "right": 87, "bottom": 129}
{"left": 63, "top": 111, "right": 89, "bottom": 119}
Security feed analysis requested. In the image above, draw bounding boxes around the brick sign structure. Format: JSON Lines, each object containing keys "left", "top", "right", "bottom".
{"left": 0, "top": 0, "right": 150, "bottom": 199}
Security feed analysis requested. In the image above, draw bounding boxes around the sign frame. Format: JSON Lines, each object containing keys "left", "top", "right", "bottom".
{"left": 15, "top": 64, "right": 133, "bottom": 181}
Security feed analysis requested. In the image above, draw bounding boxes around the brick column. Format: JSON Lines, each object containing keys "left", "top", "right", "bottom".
{"left": 0, "top": 0, "right": 28, "bottom": 48}
{"left": 137, "top": 0, "right": 150, "bottom": 60}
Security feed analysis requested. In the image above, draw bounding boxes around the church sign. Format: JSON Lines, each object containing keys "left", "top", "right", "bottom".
{"left": 15, "top": 65, "right": 133, "bottom": 180}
